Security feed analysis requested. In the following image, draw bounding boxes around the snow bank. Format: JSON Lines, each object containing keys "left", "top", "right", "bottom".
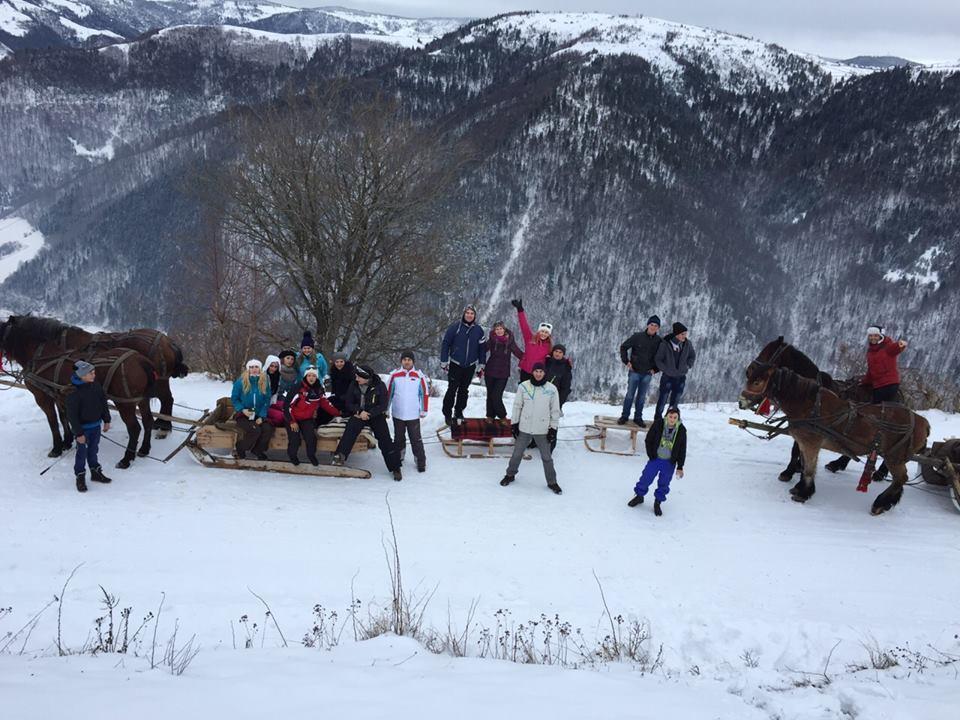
{"left": 67, "top": 134, "right": 115, "bottom": 161}
{"left": 1, "top": 375, "right": 958, "bottom": 717}
{"left": 0, "top": 216, "right": 45, "bottom": 283}
{"left": 58, "top": 16, "right": 124, "bottom": 41}
{"left": 0, "top": 1, "right": 33, "bottom": 37}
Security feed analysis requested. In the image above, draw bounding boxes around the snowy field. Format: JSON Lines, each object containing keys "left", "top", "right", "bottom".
{"left": 1, "top": 374, "right": 959, "bottom": 719}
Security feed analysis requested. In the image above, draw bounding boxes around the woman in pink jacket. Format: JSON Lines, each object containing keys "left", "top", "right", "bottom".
{"left": 511, "top": 298, "right": 553, "bottom": 382}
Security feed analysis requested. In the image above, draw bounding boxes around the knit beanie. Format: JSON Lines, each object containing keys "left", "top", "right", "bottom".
{"left": 647, "top": 315, "right": 661, "bottom": 327}
{"left": 552, "top": 343, "right": 567, "bottom": 355}
{"left": 400, "top": 349, "right": 416, "bottom": 362}
{"left": 74, "top": 360, "right": 95, "bottom": 377}
{"left": 532, "top": 361, "right": 546, "bottom": 372}
{"left": 303, "top": 366, "right": 319, "bottom": 377}
{"left": 246, "top": 358, "right": 262, "bottom": 370}
{"left": 300, "top": 330, "right": 315, "bottom": 349}
{"left": 866, "top": 325, "right": 884, "bottom": 337}
{"left": 672, "top": 322, "right": 688, "bottom": 335}
{"left": 278, "top": 349, "right": 296, "bottom": 361}
{"left": 354, "top": 365, "right": 373, "bottom": 380}
{"left": 331, "top": 351, "right": 348, "bottom": 362}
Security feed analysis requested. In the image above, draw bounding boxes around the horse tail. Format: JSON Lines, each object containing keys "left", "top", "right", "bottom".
{"left": 170, "top": 340, "right": 190, "bottom": 378}
{"left": 142, "top": 358, "right": 158, "bottom": 398}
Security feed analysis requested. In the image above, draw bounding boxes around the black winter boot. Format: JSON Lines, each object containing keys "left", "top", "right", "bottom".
{"left": 393, "top": 469, "right": 403, "bottom": 482}
{"left": 616, "top": 417, "right": 628, "bottom": 425}
{"left": 547, "top": 483, "right": 563, "bottom": 495}
{"left": 307, "top": 455, "right": 319, "bottom": 467}
{"left": 653, "top": 500, "right": 663, "bottom": 516}
{"left": 76, "top": 472, "right": 87, "bottom": 493}
{"left": 500, "top": 475, "right": 515, "bottom": 486}
{"left": 90, "top": 465, "right": 112, "bottom": 484}
{"left": 289, "top": 455, "right": 300, "bottom": 466}
{"left": 628, "top": 495, "right": 644, "bottom": 507}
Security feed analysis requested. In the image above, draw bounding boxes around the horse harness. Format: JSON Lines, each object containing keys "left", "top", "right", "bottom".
{"left": 21, "top": 347, "right": 146, "bottom": 404}
{"left": 90, "top": 330, "right": 167, "bottom": 377}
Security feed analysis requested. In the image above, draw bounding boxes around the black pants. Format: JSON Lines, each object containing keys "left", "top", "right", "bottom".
{"left": 328, "top": 395, "right": 347, "bottom": 414}
{"left": 485, "top": 376, "right": 509, "bottom": 418}
{"left": 235, "top": 415, "right": 274, "bottom": 455}
{"left": 287, "top": 418, "right": 317, "bottom": 461}
{"left": 443, "top": 363, "right": 475, "bottom": 419}
{"left": 336, "top": 415, "right": 401, "bottom": 471}
{"left": 393, "top": 418, "right": 426, "bottom": 468}
{"left": 872, "top": 384, "right": 900, "bottom": 403}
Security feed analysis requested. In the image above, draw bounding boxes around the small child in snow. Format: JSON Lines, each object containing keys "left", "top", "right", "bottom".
{"left": 627, "top": 406, "right": 686, "bottom": 516}
{"left": 65, "top": 360, "right": 112, "bottom": 493}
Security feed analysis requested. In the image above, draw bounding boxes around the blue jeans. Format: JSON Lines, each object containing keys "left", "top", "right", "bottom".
{"left": 621, "top": 371, "right": 653, "bottom": 421}
{"left": 74, "top": 425, "right": 102, "bottom": 474}
{"left": 634, "top": 458, "right": 675, "bottom": 502}
{"left": 655, "top": 375, "right": 686, "bottom": 417}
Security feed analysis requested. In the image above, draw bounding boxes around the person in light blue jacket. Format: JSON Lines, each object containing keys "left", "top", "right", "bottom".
{"left": 230, "top": 358, "right": 274, "bottom": 460}
{"left": 296, "top": 330, "right": 328, "bottom": 383}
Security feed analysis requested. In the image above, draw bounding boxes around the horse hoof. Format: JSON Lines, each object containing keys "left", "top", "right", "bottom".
{"left": 778, "top": 472, "right": 793, "bottom": 482}
{"left": 870, "top": 506, "right": 887, "bottom": 516}
{"left": 154, "top": 430, "right": 169, "bottom": 440}
{"left": 791, "top": 494, "right": 808, "bottom": 503}
{"left": 137, "top": 449, "right": 150, "bottom": 458}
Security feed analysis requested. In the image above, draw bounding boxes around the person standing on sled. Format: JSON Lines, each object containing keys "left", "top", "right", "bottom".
{"left": 543, "top": 343, "right": 573, "bottom": 450}
{"left": 825, "top": 325, "right": 908, "bottom": 477}
{"left": 627, "top": 406, "right": 686, "bottom": 516}
{"left": 283, "top": 366, "right": 340, "bottom": 467}
{"left": 388, "top": 350, "right": 429, "bottom": 473}
{"left": 65, "top": 360, "right": 112, "bottom": 493}
{"left": 618, "top": 315, "right": 661, "bottom": 427}
{"left": 231, "top": 358, "right": 274, "bottom": 460}
{"left": 654, "top": 322, "right": 695, "bottom": 417}
{"left": 483, "top": 320, "right": 523, "bottom": 419}
{"left": 327, "top": 352, "right": 355, "bottom": 413}
{"left": 511, "top": 297, "right": 552, "bottom": 382}
{"left": 500, "top": 362, "right": 563, "bottom": 495}
{"left": 296, "top": 331, "right": 329, "bottom": 385}
{"left": 332, "top": 365, "right": 403, "bottom": 481}
{"left": 440, "top": 305, "right": 486, "bottom": 426}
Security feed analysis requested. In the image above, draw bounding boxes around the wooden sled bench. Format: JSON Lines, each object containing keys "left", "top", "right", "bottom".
{"left": 437, "top": 418, "right": 530, "bottom": 460}
{"left": 583, "top": 415, "right": 650, "bottom": 456}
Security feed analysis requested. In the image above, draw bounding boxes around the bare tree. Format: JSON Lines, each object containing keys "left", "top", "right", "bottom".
{"left": 214, "top": 87, "right": 471, "bottom": 364}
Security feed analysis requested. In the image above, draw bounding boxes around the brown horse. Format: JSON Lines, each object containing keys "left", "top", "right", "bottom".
{"left": 6, "top": 315, "right": 188, "bottom": 437}
{"left": 746, "top": 337, "right": 891, "bottom": 482}
{"left": 740, "top": 365, "right": 929, "bottom": 515}
{"left": 0, "top": 316, "right": 158, "bottom": 468}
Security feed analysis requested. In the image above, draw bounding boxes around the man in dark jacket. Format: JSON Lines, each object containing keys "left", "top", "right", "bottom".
{"left": 65, "top": 360, "right": 112, "bottom": 493}
{"left": 618, "top": 315, "right": 661, "bottom": 426}
{"left": 440, "top": 305, "right": 487, "bottom": 425}
{"left": 654, "top": 322, "right": 696, "bottom": 417}
{"left": 327, "top": 352, "right": 356, "bottom": 412}
{"left": 544, "top": 344, "right": 573, "bottom": 407}
{"left": 627, "top": 406, "right": 686, "bottom": 516}
{"left": 332, "top": 365, "right": 402, "bottom": 480}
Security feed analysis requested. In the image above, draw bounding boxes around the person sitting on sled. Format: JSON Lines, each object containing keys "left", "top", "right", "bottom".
{"left": 332, "top": 365, "right": 402, "bottom": 481}
{"left": 627, "top": 406, "right": 686, "bottom": 516}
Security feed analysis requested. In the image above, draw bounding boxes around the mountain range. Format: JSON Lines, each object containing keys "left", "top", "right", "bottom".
{"left": 1, "top": 6, "right": 958, "bottom": 405}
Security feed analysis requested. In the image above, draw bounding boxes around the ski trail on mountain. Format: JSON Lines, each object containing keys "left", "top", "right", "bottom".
{"left": 488, "top": 196, "right": 535, "bottom": 312}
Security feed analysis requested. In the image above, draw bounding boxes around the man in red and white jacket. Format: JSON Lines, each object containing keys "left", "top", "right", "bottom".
{"left": 861, "top": 325, "right": 908, "bottom": 403}
{"left": 388, "top": 350, "right": 429, "bottom": 473}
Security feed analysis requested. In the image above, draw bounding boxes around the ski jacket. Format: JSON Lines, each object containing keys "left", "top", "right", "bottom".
{"left": 441, "top": 320, "right": 486, "bottom": 367}
{"left": 283, "top": 379, "right": 340, "bottom": 423}
{"left": 645, "top": 417, "right": 687, "bottom": 469}
{"left": 517, "top": 310, "right": 552, "bottom": 374}
{"left": 862, "top": 337, "right": 904, "bottom": 389}
{"left": 343, "top": 376, "right": 390, "bottom": 419}
{"left": 329, "top": 360, "right": 356, "bottom": 399}
{"left": 297, "top": 351, "right": 328, "bottom": 381}
{"left": 619, "top": 331, "right": 661, "bottom": 373}
{"left": 655, "top": 334, "right": 696, "bottom": 378}
{"left": 485, "top": 330, "right": 523, "bottom": 379}
{"left": 231, "top": 377, "right": 271, "bottom": 419}
{"left": 65, "top": 375, "right": 111, "bottom": 436}
{"left": 511, "top": 379, "right": 561, "bottom": 436}
{"left": 543, "top": 356, "right": 573, "bottom": 406}
{"left": 387, "top": 367, "right": 429, "bottom": 421}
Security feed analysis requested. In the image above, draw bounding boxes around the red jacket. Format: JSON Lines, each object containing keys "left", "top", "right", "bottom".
{"left": 861, "top": 337, "right": 904, "bottom": 389}
{"left": 284, "top": 381, "right": 340, "bottom": 423}
{"left": 517, "top": 310, "right": 553, "bottom": 374}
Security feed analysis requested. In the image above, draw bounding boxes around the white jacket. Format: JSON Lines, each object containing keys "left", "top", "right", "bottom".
{"left": 511, "top": 380, "right": 561, "bottom": 435}
{"left": 387, "top": 367, "right": 429, "bottom": 421}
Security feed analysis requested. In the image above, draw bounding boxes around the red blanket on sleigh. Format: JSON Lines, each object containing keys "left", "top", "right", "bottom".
{"left": 449, "top": 418, "right": 513, "bottom": 441}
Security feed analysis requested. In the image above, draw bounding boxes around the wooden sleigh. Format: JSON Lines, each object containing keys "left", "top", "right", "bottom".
{"left": 181, "top": 398, "right": 375, "bottom": 479}
{"left": 436, "top": 418, "right": 530, "bottom": 460}
{"left": 583, "top": 416, "right": 650, "bottom": 456}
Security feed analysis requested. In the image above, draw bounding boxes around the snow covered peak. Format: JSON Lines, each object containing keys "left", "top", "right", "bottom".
{"left": 453, "top": 12, "right": 883, "bottom": 90}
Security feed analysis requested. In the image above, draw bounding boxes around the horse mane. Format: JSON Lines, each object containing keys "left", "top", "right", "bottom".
{"left": 772, "top": 367, "right": 821, "bottom": 404}
{"left": 8, "top": 315, "right": 85, "bottom": 343}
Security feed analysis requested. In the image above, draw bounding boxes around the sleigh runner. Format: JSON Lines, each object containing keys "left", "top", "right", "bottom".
{"left": 583, "top": 415, "right": 650, "bottom": 456}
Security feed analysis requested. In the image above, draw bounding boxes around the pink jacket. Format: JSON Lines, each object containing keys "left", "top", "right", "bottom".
{"left": 517, "top": 310, "right": 553, "bottom": 374}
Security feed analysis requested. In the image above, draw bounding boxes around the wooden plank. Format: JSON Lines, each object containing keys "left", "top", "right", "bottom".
{"left": 195, "top": 423, "right": 373, "bottom": 453}
{"left": 727, "top": 417, "right": 790, "bottom": 436}
{"left": 593, "top": 415, "right": 649, "bottom": 432}
{"left": 162, "top": 409, "right": 211, "bottom": 462}
{"left": 185, "top": 443, "right": 371, "bottom": 478}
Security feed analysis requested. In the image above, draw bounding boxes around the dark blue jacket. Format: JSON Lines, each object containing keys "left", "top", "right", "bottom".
{"left": 440, "top": 320, "right": 487, "bottom": 367}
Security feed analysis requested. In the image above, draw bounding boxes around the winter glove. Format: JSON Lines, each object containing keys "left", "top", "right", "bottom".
{"left": 547, "top": 428, "right": 557, "bottom": 444}
{"left": 510, "top": 298, "right": 523, "bottom": 312}
{"left": 476, "top": 367, "right": 484, "bottom": 379}
{"left": 511, "top": 423, "right": 520, "bottom": 438}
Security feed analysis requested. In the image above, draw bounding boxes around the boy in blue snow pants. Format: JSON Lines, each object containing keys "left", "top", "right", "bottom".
{"left": 627, "top": 407, "right": 687, "bottom": 516}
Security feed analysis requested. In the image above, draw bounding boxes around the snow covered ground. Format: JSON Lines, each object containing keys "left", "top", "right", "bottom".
{"left": 0, "top": 216, "right": 45, "bottom": 284}
{"left": 1, "top": 374, "right": 959, "bottom": 719}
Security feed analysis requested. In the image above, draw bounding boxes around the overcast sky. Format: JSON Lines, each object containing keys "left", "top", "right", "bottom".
{"left": 301, "top": 1, "right": 960, "bottom": 63}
